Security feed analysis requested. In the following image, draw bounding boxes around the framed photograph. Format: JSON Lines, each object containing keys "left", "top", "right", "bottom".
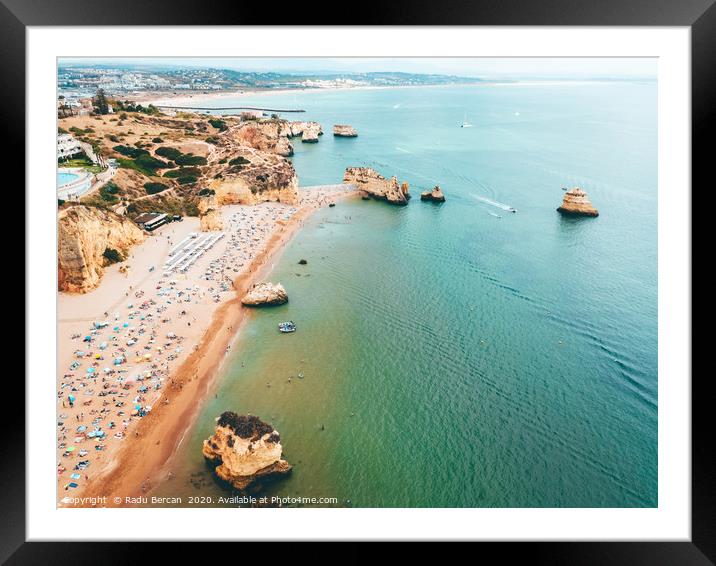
{"left": 9, "top": 0, "right": 708, "bottom": 560}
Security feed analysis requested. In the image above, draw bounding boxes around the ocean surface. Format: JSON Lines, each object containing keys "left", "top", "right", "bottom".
{"left": 153, "top": 82, "right": 657, "bottom": 507}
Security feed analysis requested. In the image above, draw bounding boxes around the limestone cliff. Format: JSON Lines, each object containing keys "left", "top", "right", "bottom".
{"left": 58, "top": 205, "right": 145, "bottom": 293}
{"left": 241, "top": 282, "right": 288, "bottom": 306}
{"left": 208, "top": 147, "right": 299, "bottom": 206}
{"left": 343, "top": 167, "right": 410, "bottom": 205}
{"left": 202, "top": 412, "right": 292, "bottom": 492}
{"left": 557, "top": 187, "right": 599, "bottom": 217}
{"left": 228, "top": 120, "right": 294, "bottom": 157}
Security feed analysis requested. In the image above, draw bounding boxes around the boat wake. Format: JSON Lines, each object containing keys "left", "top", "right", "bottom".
{"left": 471, "top": 194, "right": 516, "bottom": 213}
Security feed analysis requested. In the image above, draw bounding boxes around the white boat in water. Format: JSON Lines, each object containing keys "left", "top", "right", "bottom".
{"left": 461, "top": 112, "right": 473, "bottom": 128}
{"left": 278, "top": 321, "right": 296, "bottom": 333}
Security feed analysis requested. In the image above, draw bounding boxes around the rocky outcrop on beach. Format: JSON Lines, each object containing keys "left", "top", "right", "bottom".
{"left": 197, "top": 194, "right": 224, "bottom": 231}
{"left": 241, "top": 282, "right": 289, "bottom": 306}
{"left": 420, "top": 186, "right": 445, "bottom": 203}
{"left": 289, "top": 121, "right": 322, "bottom": 143}
{"left": 343, "top": 167, "right": 410, "bottom": 205}
{"left": 557, "top": 187, "right": 599, "bottom": 217}
{"left": 208, "top": 147, "right": 300, "bottom": 206}
{"left": 202, "top": 412, "right": 292, "bottom": 492}
{"left": 58, "top": 205, "right": 145, "bottom": 293}
{"left": 199, "top": 209, "right": 224, "bottom": 231}
{"left": 333, "top": 124, "right": 358, "bottom": 137}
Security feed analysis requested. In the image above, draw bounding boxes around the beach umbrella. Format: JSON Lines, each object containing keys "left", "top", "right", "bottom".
{"left": 113, "top": 326, "right": 119, "bottom": 332}
{"left": 66, "top": 446, "right": 75, "bottom": 452}
{"left": 123, "top": 323, "right": 129, "bottom": 328}
{"left": 68, "top": 395, "right": 76, "bottom": 402}
{"left": 86, "top": 367, "right": 95, "bottom": 374}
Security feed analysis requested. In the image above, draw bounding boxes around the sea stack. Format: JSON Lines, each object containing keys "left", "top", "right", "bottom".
{"left": 241, "top": 282, "right": 288, "bottom": 306}
{"left": 289, "top": 121, "right": 322, "bottom": 143}
{"left": 343, "top": 167, "right": 410, "bottom": 205}
{"left": 557, "top": 187, "right": 599, "bottom": 217}
{"left": 420, "top": 186, "right": 446, "bottom": 203}
{"left": 202, "top": 412, "right": 292, "bottom": 492}
{"left": 333, "top": 124, "right": 358, "bottom": 137}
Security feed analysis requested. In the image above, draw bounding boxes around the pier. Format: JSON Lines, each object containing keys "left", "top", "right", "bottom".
{"left": 156, "top": 105, "right": 306, "bottom": 113}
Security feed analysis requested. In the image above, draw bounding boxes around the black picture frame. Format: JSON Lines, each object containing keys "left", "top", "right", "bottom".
{"left": 6, "top": 0, "right": 708, "bottom": 561}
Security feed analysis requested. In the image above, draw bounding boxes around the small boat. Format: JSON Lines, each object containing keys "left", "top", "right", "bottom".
{"left": 278, "top": 321, "right": 297, "bottom": 333}
{"left": 460, "top": 112, "right": 473, "bottom": 128}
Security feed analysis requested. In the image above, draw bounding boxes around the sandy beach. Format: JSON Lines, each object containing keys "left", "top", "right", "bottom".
{"left": 57, "top": 185, "right": 356, "bottom": 507}
{"left": 142, "top": 82, "right": 490, "bottom": 110}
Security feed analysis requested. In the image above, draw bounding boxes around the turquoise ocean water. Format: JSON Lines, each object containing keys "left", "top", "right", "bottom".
{"left": 153, "top": 82, "right": 657, "bottom": 507}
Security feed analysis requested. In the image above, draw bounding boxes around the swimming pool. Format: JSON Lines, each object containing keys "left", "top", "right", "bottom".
{"left": 58, "top": 171, "right": 80, "bottom": 187}
{"left": 57, "top": 168, "right": 92, "bottom": 200}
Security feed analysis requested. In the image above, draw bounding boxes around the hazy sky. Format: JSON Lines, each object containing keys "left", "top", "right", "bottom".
{"left": 60, "top": 57, "right": 656, "bottom": 79}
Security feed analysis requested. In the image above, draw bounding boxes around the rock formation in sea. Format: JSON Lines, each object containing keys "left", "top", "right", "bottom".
{"left": 289, "top": 121, "right": 323, "bottom": 143}
{"left": 207, "top": 147, "right": 300, "bottom": 206}
{"left": 557, "top": 187, "right": 599, "bottom": 217}
{"left": 241, "top": 282, "right": 289, "bottom": 306}
{"left": 343, "top": 167, "right": 410, "bottom": 205}
{"left": 202, "top": 412, "right": 292, "bottom": 492}
{"left": 333, "top": 124, "right": 358, "bottom": 137}
{"left": 58, "top": 204, "right": 145, "bottom": 293}
{"left": 420, "top": 186, "right": 446, "bottom": 203}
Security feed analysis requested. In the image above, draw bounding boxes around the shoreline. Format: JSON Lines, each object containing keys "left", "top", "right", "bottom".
{"left": 67, "top": 188, "right": 357, "bottom": 506}
{"left": 142, "top": 82, "right": 489, "bottom": 108}
{"left": 139, "top": 79, "right": 642, "bottom": 110}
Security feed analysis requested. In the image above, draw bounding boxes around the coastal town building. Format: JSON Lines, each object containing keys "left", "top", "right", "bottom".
{"left": 57, "top": 133, "right": 83, "bottom": 160}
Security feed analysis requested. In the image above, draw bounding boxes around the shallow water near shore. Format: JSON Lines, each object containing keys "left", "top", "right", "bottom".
{"left": 152, "top": 82, "right": 657, "bottom": 507}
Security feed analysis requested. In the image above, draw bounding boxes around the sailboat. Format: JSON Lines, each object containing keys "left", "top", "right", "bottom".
{"left": 460, "top": 112, "right": 473, "bottom": 128}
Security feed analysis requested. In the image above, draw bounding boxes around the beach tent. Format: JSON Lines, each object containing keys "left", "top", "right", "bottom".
{"left": 83, "top": 335, "right": 92, "bottom": 342}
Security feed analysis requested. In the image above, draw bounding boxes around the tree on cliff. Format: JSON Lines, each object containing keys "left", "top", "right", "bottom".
{"left": 92, "top": 88, "right": 109, "bottom": 115}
